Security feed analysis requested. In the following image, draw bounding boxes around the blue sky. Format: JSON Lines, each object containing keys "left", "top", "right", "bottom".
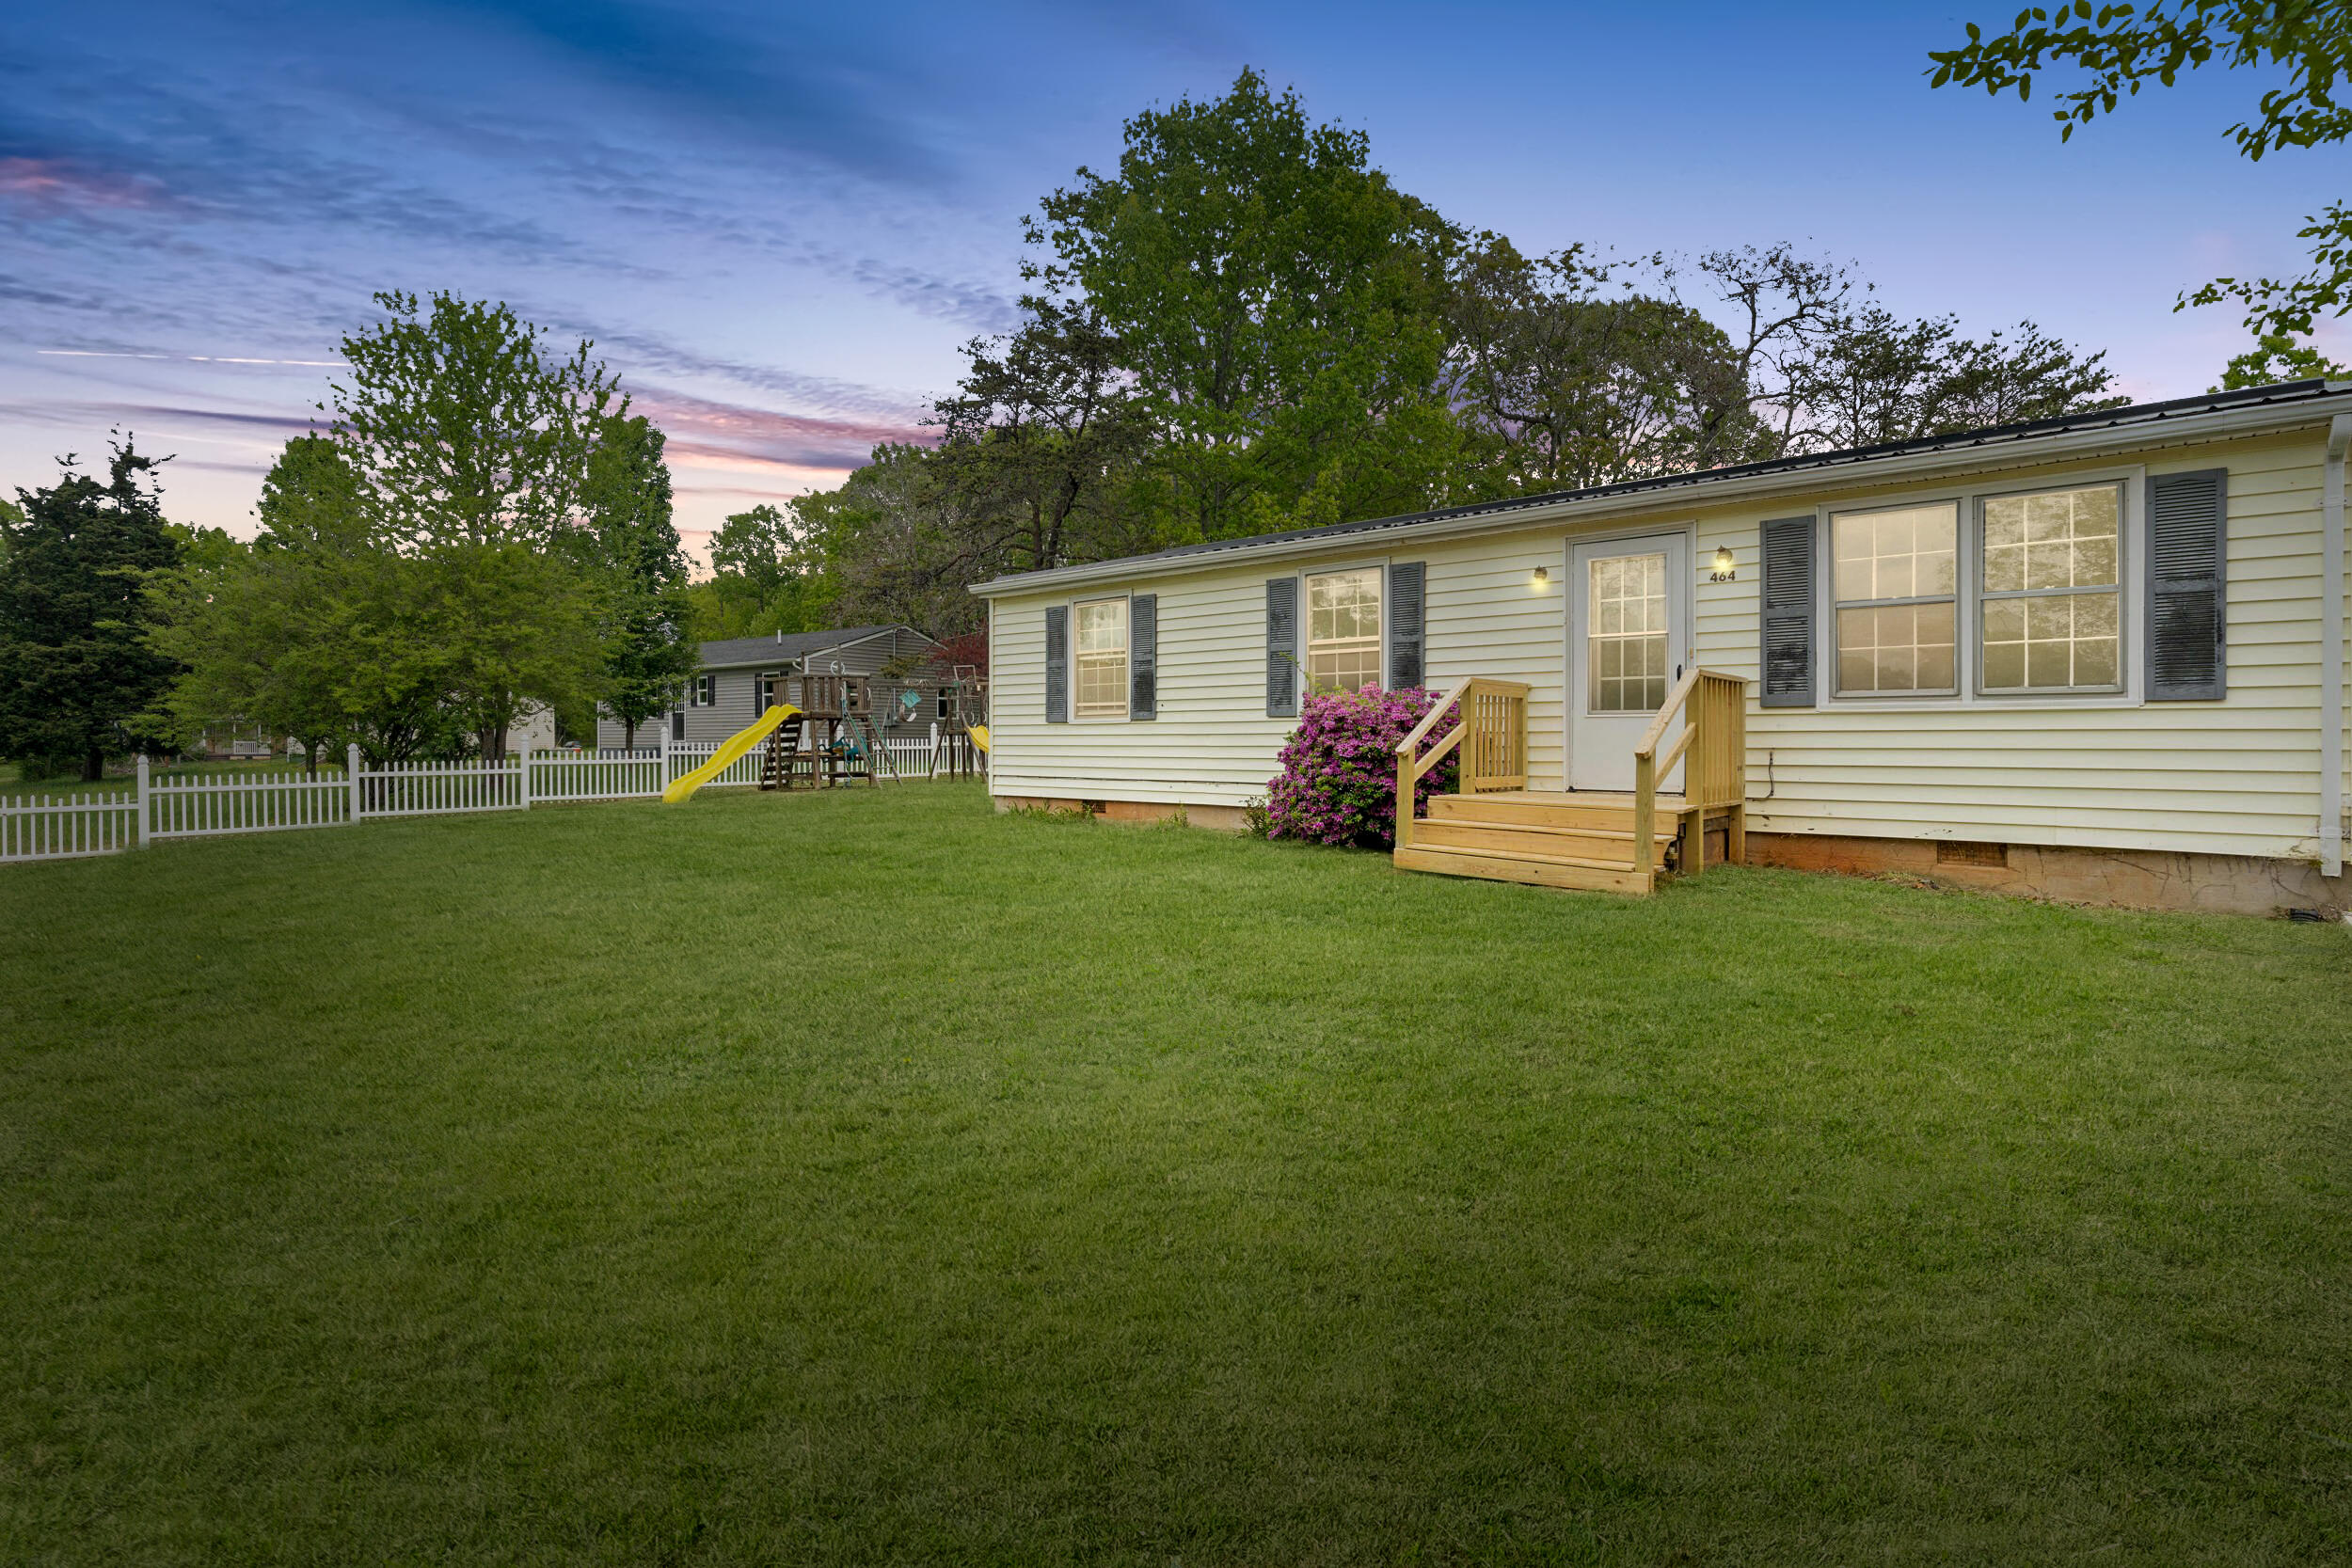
{"left": 3, "top": 2, "right": 2341, "bottom": 559}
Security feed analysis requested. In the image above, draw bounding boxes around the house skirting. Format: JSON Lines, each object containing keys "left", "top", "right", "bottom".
{"left": 1742, "top": 832, "right": 2347, "bottom": 919}
{"left": 994, "top": 794, "right": 2348, "bottom": 917}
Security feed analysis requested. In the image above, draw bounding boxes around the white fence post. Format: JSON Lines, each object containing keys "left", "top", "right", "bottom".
{"left": 136, "top": 753, "right": 151, "bottom": 848}
{"left": 517, "top": 746, "right": 532, "bottom": 811}
{"left": 348, "top": 743, "right": 363, "bottom": 822}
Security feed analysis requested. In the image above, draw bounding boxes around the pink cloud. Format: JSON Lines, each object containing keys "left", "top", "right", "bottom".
{"left": 0, "top": 157, "right": 157, "bottom": 210}
{"left": 628, "top": 386, "right": 931, "bottom": 467}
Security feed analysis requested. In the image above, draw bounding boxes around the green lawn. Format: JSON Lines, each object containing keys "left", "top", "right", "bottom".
{"left": 3, "top": 783, "right": 2347, "bottom": 1564}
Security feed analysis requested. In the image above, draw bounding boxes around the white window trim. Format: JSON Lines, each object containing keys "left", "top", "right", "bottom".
{"left": 1070, "top": 593, "right": 1131, "bottom": 721}
{"left": 1295, "top": 559, "right": 1393, "bottom": 696}
{"left": 1810, "top": 464, "right": 2148, "bottom": 712}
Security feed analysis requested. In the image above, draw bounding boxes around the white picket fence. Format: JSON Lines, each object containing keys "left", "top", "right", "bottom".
{"left": 1, "top": 727, "right": 981, "bottom": 865}
{"left": 0, "top": 790, "right": 142, "bottom": 861}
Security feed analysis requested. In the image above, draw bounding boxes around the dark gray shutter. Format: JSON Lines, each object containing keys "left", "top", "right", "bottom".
{"left": 1130, "top": 594, "right": 1157, "bottom": 719}
{"left": 2146, "top": 468, "right": 2228, "bottom": 701}
{"left": 1265, "top": 577, "right": 1298, "bottom": 717}
{"left": 1760, "top": 516, "right": 1816, "bottom": 707}
{"left": 1388, "top": 562, "right": 1424, "bottom": 689}
{"left": 1044, "top": 605, "right": 1069, "bottom": 723}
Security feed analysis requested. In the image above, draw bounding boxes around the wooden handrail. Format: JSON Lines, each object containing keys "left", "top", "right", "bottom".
{"left": 1392, "top": 676, "right": 1529, "bottom": 849}
{"left": 1633, "top": 666, "right": 1701, "bottom": 759}
{"left": 1631, "top": 667, "right": 1749, "bottom": 882}
{"left": 1393, "top": 677, "right": 1472, "bottom": 758}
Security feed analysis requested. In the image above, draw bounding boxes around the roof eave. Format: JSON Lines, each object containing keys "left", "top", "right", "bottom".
{"left": 969, "top": 389, "right": 2352, "bottom": 599}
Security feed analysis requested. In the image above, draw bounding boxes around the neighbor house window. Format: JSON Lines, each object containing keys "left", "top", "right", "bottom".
{"left": 688, "top": 673, "right": 716, "bottom": 706}
{"left": 1073, "top": 597, "right": 1129, "bottom": 719}
{"left": 1979, "top": 483, "right": 2122, "bottom": 692}
{"left": 1305, "top": 568, "right": 1382, "bottom": 693}
{"left": 1832, "top": 500, "right": 1957, "bottom": 695}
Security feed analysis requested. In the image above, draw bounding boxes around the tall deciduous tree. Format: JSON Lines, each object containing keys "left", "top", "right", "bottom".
{"left": 930, "top": 296, "right": 1152, "bottom": 570}
{"left": 150, "top": 435, "right": 461, "bottom": 767}
{"left": 0, "top": 442, "right": 183, "bottom": 779}
{"left": 1029, "top": 69, "right": 1463, "bottom": 540}
{"left": 1444, "top": 238, "right": 1752, "bottom": 491}
{"left": 1930, "top": 2, "right": 2352, "bottom": 338}
{"left": 326, "top": 291, "right": 616, "bottom": 756}
{"left": 1787, "top": 308, "right": 2122, "bottom": 450}
{"left": 330, "top": 291, "right": 623, "bottom": 546}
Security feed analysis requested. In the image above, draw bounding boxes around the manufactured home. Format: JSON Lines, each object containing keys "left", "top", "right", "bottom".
{"left": 971, "top": 382, "right": 2352, "bottom": 915}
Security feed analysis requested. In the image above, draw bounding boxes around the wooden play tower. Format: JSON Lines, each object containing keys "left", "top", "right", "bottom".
{"left": 757, "top": 673, "right": 898, "bottom": 789}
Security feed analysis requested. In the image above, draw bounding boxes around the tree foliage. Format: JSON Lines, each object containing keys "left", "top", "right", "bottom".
{"left": 1930, "top": 2, "right": 2352, "bottom": 337}
{"left": 1029, "top": 69, "right": 1464, "bottom": 539}
{"left": 0, "top": 442, "right": 183, "bottom": 779}
{"left": 151, "top": 294, "right": 688, "bottom": 762}
{"left": 579, "top": 413, "right": 696, "bottom": 749}
{"left": 687, "top": 502, "right": 834, "bottom": 641}
{"left": 321, "top": 293, "right": 627, "bottom": 754}
{"left": 2213, "top": 330, "right": 2352, "bottom": 388}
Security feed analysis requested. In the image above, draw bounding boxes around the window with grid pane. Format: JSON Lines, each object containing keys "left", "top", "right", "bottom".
{"left": 1979, "top": 483, "right": 2122, "bottom": 692}
{"left": 1586, "top": 551, "right": 1669, "bottom": 713}
{"left": 1832, "top": 501, "right": 1956, "bottom": 695}
{"left": 1073, "top": 598, "right": 1128, "bottom": 718}
{"left": 1304, "top": 569, "right": 1382, "bottom": 694}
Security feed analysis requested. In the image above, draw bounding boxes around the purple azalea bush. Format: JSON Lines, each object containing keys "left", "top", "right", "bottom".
{"left": 1266, "top": 686, "right": 1459, "bottom": 848}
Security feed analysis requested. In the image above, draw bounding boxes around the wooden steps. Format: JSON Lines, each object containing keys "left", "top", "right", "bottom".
{"left": 1397, "top": 790, "right": 1695, "bottom": 895}
{"left": 1394, "top": 843, "right": 1656, "bottom": 895}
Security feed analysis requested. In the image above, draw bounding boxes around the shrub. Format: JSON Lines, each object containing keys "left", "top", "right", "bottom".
{"left": 1266, "top": 687, "right": 1458, "bottom": 848}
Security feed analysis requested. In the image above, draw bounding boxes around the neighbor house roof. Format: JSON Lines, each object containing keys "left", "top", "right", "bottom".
{"left": 695, "top": 626, "right": 941, "bottom": 670}
{"left": 971, "top": 379, "right": 2352, "bottom": 597}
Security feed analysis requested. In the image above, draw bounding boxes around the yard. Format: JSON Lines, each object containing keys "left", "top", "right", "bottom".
{"left": 2, "top": 781, "right": 2346, "bottom": 1564}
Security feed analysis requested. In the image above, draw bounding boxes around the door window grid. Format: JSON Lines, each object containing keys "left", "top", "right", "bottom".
{"left": 1587, "top": 552, "right": 1669, "bottom": 714}
{"left": 1305, "top": 569, "right": 1383, "bottom": 694}
{"left": 1980, "top": 484, "right": 2122, "bottom": 691}
{"left": 1073, "top": 598, "right": 1128, "bottom": 719}
{"left": 1832, "top": 501, "right": 1957, "bottom": 695}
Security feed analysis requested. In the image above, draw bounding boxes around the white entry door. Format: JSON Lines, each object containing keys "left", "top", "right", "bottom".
{"left": 1567, "top": 534, "right": 1690, "bottom": 791}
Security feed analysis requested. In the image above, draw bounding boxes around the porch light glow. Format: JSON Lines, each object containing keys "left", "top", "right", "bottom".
{"left": 1531, "top": 565, "right": 1549, "bottom": 590}
{"left": 1712, "top": 546, "right": 1736, "bottom": 575}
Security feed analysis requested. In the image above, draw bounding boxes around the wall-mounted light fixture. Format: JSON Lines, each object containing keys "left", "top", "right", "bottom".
{"left": 1709, "top": 545, "right": 1738, "bottom": 583}
{"left": 1530, "top": 565, "right": 1550, "bottom": 591}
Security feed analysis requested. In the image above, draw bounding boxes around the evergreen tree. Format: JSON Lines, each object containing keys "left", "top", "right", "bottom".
{"left": 0, "top": 442, "right": 183, "bottom": 780}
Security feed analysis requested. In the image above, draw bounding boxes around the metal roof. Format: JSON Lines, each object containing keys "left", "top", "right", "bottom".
{"left": 694, "top": 625, "right": 938, "bottom": 670}
{"left": 972, "top": 379, "right": 2349, "bottom": 596}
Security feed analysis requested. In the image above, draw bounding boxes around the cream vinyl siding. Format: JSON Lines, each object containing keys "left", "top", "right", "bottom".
{"left": 987, "top": 427, "right": 2340, "bottom": 863}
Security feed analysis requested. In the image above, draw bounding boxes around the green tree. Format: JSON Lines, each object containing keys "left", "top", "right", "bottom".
{"left": 579, "top": 413, "right": 695, "bottom": 750}
{"left": 792, "top": 445, "right": 980, "bottom": 637}
{"left": 330, "top": 291, "right": 624, "bottom": 546}
{"left": 1930, "top": 2, "right": 2352, "bottom": 337}
{"left": 1786, "top": 308, "right": 2122, "bottom": 449}
{"left": 1029, "top": 69, "right": 1464, "bottom": 540}
{"left": 0, "top": 442, "right": 183, "bottom": 780}
{"left": 2213, "top": 330, "right": 2352, "bottom": 388}
{"left": 687, "top": 502, "right": 834, "bottom": 641}
{"left": 929, "top": 296, "right": 1153, "bottom": 569}
{"left": 149, "top": 435, "right": 461, "bottom": 767}
{"left": 326, "top": 292, "right": 617, "bottom": 756}
{"left": 1444, "top": 238, "right": 1753, "bottom": 491}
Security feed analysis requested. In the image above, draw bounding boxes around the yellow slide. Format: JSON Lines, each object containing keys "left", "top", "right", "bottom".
{"left": 967, "top": 723, "right": 990, "bottom": 754}
{"left": 662, "top": 705, "right": 801, "bottom": 803}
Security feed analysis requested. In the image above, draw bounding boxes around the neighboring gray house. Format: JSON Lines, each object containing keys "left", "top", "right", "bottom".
{"left": 595, "top": 625, "right": 949, "bottom": 749}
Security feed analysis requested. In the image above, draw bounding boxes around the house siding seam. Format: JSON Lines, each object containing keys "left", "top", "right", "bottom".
{"left": 987, "top": 429, "right": 2346, "bottom": 863}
